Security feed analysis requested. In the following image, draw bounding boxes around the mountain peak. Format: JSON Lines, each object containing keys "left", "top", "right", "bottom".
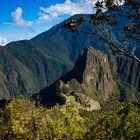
{"left": 35, "top": 47, "right": 118, "bottom": 107}
{"left": 61, "top": 47, "right": 117, "bottom": 102}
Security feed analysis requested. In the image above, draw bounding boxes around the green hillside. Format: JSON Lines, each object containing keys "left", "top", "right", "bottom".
{"left": 0, "top": 41, "right": 72, "bottom": 98}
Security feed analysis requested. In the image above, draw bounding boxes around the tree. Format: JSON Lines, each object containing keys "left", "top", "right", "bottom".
{"left": 63, "top": 0, "right": 140, "bottom": 63}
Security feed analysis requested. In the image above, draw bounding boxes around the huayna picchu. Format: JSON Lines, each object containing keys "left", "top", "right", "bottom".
{"left": 34, "top": 47, "right": 140, "bottom": 109}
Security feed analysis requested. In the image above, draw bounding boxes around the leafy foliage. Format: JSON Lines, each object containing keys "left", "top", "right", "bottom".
{"left": 0, "top": 98, "right": 140, "bottom": 140}
{"left": 85, "top": 101, "right": 140, "bottom": 140}
{"left": 0, "top": 99, "right": 87, "bottom": 140}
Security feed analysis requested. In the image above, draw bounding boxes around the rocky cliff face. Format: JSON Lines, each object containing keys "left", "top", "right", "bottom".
{"left": 109, "top": 56, "right": 140, "bottom": 89}
{"left": 35, "top": 47, "right": 140, "bottom": 107}
{"left": 60, "top": 47, "right": 118, "bottom": 102}
{"left": 35, "top": 48, "right": 118, "bottom": 107}
{"left": 108, "top": 55, "right": 140, "bottom": 100}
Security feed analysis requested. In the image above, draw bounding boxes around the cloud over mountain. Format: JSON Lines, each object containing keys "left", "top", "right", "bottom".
{"left": 39, "top": 0, "right": 97, "bottom": 20}
{"left": 0, "top": 36, "right": 7, "bottom": 46}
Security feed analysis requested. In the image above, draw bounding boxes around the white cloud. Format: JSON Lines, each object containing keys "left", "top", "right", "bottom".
{"left": 39, "top": 0, "right": 97, "bottom": 21}
{"left": 0, "top": 36, "right": 7, "bottom": 46}
{"left": 11, "top": 7, "right": 33, "bottom": 27}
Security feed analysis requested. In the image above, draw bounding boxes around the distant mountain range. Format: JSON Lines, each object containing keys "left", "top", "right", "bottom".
{"left": 0, "top": 7, "right": 140, "bottom": 98}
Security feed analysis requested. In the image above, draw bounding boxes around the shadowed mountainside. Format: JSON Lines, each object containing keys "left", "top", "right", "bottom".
{"left": 34, "top": 48, "right": 140, "bottom": 107}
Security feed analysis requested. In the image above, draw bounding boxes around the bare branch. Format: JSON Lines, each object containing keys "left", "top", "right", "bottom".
{"left": 62, "top": 0, "right": 140, "bottom": 63}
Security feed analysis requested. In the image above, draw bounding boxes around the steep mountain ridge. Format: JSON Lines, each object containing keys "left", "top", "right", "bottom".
{"left": 60, "top": 48, "right": 117, "bottom": 101}
{"left": 109, "top": 55, "right": 140, "bottom": 100}
{"left": 0, "top": 41, "right": 72, "bottom": 98}
{"left": 32, "top": 14, "right": 110, "bottom": 62}
{"left": 34, "top": 48, "right": 117, "bottom": 107}
{"left": 35, "top": 48, "right": 140, "bottom": 107}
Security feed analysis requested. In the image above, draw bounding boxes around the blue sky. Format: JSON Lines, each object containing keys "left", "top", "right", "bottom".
{"left": 0, "top": 0, "right": 97, "bottom": 45}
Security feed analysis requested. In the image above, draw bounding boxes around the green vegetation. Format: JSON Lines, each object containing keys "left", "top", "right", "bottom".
{"left": 85, "top": 102, "right": 140, "bottom": 139}
{"left": 0, "top": 98, "right": 140, "bottom": 140}
{"left": 0, "top": 40, "right": 72, "bottom": 98}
